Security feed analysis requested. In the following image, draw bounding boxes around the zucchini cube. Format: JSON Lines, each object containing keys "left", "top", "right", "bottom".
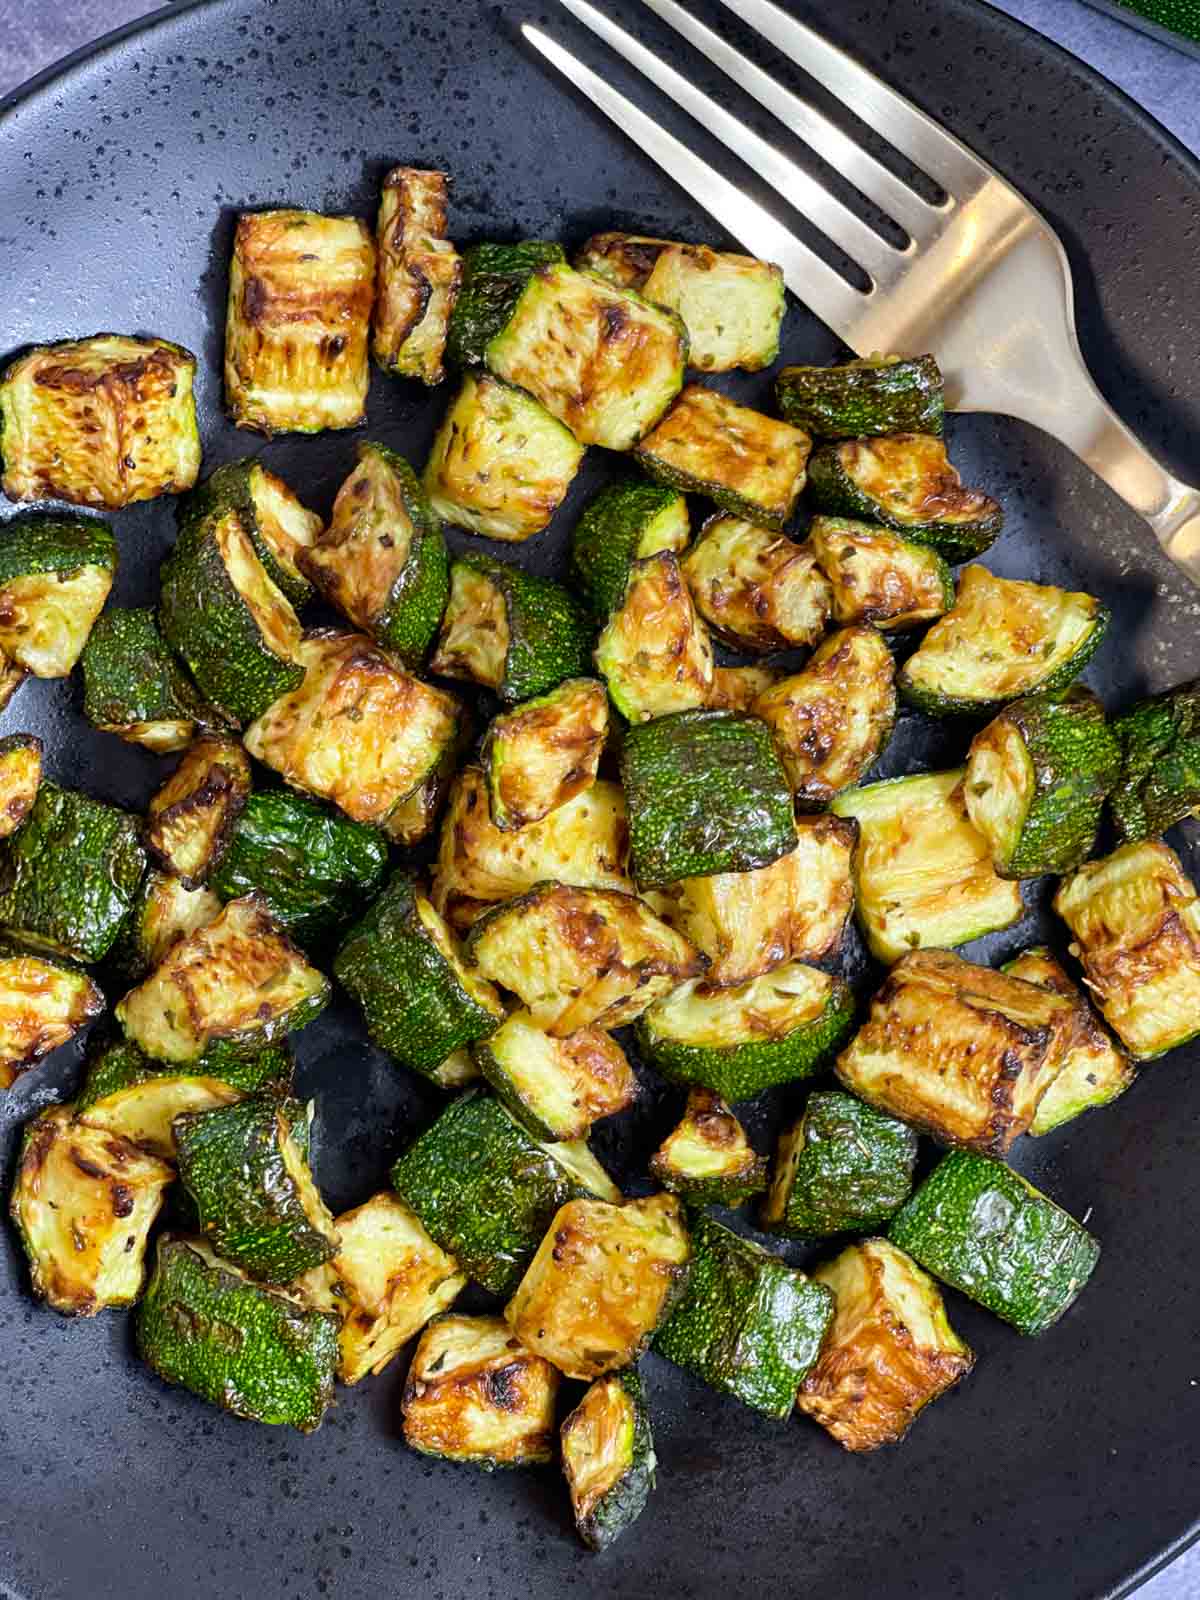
{"left": 108, "top": 868, "right": 222, "bottom": 985}
{"left": 505, "top": 1193, "right": 691, "bottom": 1379}
{"left": 373, "top": 166, "right": 461, "bottom": 386}
{"left": 0, "top": 734, "right": 42, "bottom": 840}
{"left": 146, "top": 734, "right": 251, "bottom": 888}
{"left": 81, "top": 606, "right": 226, "bottom": 753}
{"left": 682, "top": 516, "right": 831, "bottom": 653}
{"left": 775, "top": 354, "right": 945, "bottom": 438}
{"left": 181, "top": 457, "right": 323, "bottom": 609}
{"left": 0, "top": 513, "right": 116, "bottom": 679}
{"left": 561, "top": 1367, "right": 656, "bottom": 1551}
{"left": 0, "top": 942, "right": 102, "bottom": 1090}
{"left": 481, "top": 677, "right": 609, "bottom": 832}
{"left": 1109, "top": 676, "right": 1200, "bottom": 842}
{"left": 798, "top": 1238, "right": 973, "bottom": 1451}
{"left": 761, "top": 1090, "right": 918, "bottom": 1238}
{"left": 569, "top": 478, "right": 690, "bottom": 620}
{"left": 0, "top": 333, "right": 200, "bottom": 508}
{"left": 473, "top": 1010, "right": 638, "bottom": 1142}
{"left": 594, "top": 552, "right": 714, "bottom": 723}
{"left": 648, "top": 1088, "right": 768, "bottom": 1206}
{"left": 707, "top": 663, "right": 780, "bottom": 712}
{"left": 808, "top": 516, "right": 954, "bottom": 631}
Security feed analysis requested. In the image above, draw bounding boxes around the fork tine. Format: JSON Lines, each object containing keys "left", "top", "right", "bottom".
{"left": 522, "top": 25, "right": 867, "bottom": 330}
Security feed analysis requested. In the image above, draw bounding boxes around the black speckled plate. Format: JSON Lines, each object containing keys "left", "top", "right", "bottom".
{"left": 2, "top": 3, "right": 1199, "bottom": 1597}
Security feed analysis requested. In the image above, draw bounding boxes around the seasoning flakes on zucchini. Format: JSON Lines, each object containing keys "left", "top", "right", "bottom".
{"left": 761, "top": 1090, "right": 918, "bottom": 1238}
{"left": 649, "top": 1088, "right": 768, "bottom": 1206}
{"left": 474, "top": 1010, "right": 638, "bottom": 1142}
{"left": 808, "top": 515, "right": 954, "bottom": 631}
{"left": 569, "top": 479, "right": 690, "bottom": 620}
{"left": 81, "top": 606, "right": 226, "bottom": 752}
{"left": 594, "top": 552, "right": 714, "bottom": 723}
{"left": 481, "top": 678, "right": 608, "bottom": 832}
{"left": 561, "top": 1367, "right": 656, "bottom": 1551}
{"left": 0, "top": 942, "right": 103, "bottom": 1090}
{"left": 776, "top": 355, "right": 945, "bottom": 438}
{"left": 180, "top": 457, "right": 323, "bottom": 608}
{"left": 681, "top": 515, "right": 832, "bottom": 653}
{"left": 373, "top": 166, "right": 461, "bottom": 386}
{"left": 0, "top": 513, "right": 117, "bottom": 678}
{"left": 145, "top": 734, "right": 252, "bottom": 888}
{"left": 1109, "top": 677, "right": 1200, "bottom": 841}
{"left": 0, "top": 734, "right": 42, "bottom": 840}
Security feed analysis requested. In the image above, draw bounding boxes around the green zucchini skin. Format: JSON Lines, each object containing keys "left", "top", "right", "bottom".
{"left": 178, "top": 458, "right": 313, "bottom": 608}
{"left": 775, "top": 356, "right": 945, "bottom": 438}
{"left": 899, "top": 618, "right": 1111, "bottom": 719}
{"left": 445, "top": 241, "right": 567, "bottom": 368}
{"left": 564, "top": 1367, "right": 657, "bottom": 1551}
{"left": 760, "top": 1091, "right": 918, "bottom": 1238}
{"left": 0, "top": 782, "right": 146, "bottom": 962}
{"left": 569, "top": 479, "right": 689, "bottom": 619}
{"left": 136, "top": 1236, "right": 339, "bottom": 1432}
{"left": 81, "top": 606, "right": 224, "bottom": 738}
{"left": 888, "top": 1151, "right": 1100, "bottom": 1336}
{"left": 76, "top": 1035, "right": 294, "bottom": 1113}
{"left": 0, "top": 511, "right": 117, "bottom": 583}
{"left": 619, "top": 709, "right": 796, "bottom": 888}
{"left": 1109, "top": 677, "right": 1200, "bottom": 841}
{"left": 652, "top": 1212, "right": 835, "bottom": 1419}
{"left": 459, "top": 552, "right": 594, "bottom": 704}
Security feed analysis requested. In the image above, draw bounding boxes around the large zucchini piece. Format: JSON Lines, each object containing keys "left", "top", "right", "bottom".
{"left": 635, "top": 385, "right": 811, "bottom": 530}
{"left": 422, "top": 372, "right": 585, "bottom": 541}
{"left": 752, "top": 627, "right": 896, "bottom": 808}
{"left": 145, "top": 735, "right": 252, "bottom": 887}
{"left": 0, "top": 333, "right": 200, "bottom": 508}
{"left": 481, "top": 678, "right": 608, "bottom": 832}
{"left": 107, "top": 868, "right": 222, "bottom": 984}
{"left": 620, "top": 709, "right": 796, "bottom": 888}
{"left": 373, "top": 166, "right": 461, "bottom": 386}
{"left": 180, "top": 457, "right": 322, "bottom": 608}
{"left": 0, "top": 513, "right": 116, "bottom": 677}
{"left": 798, "top": 1238, "right": 973, "bottom": 1451}
{"left": 474, "top": 1010, "right": 638, "bottom": 1141}
{"left": 137, "top": 1236, "right": 339, "bottom": 1431}
{"left": 0, "top": 942, "right": 102, "bottom": 1089}
{"left": 390, "top": 1089, "right": 620, "bottom": 1296}
{"left": 117, "top": 894, "right": 330, "bottom": 1065}
{"left": 0, "top": 782, "right": 145, "bottom": 962}
{"left": 10, "top": 1106, "right": 172, "bottom": 1314}
{"left": 244, "top": 630, "right": 461, "bottom": 828}
{"left": 1053, "top": 839, "right": 1200, "bottom": 1058}
{"left": 649, "top": 1087, "right": 768, "bottom": 1206}
{"left": 561, "top": 1367, "right": 656, "bottom": 1551}
{"left": 0, "top": 733, "right": 42, "bottom": 840}
{"left": 808, "top": 515, "right": 954, "bottom": 631}
{"left": 445, "top": 240, "right": 566, "bottom": 365}
{"left": 776, "top": 355, "right": 944, "bottom": 438}
{"left": 594, "top": 552, "right": 714, "bottom": 723}
{"left": 762, "top": 1091, "right": 918, "bottom": 1238}
{"left": 681, "top": 515, "right": 832, "bottom": 653}
{"left": 635, "top": 962, "right": 855, "bottom": 1102}
{"left": 964, "top": 689, "right": 1119, "bottom": 877}
{"left": 430, "top": 552, "right": 593, "bottom": 702}
{"left": 806, "top": 434, "right": 1002, "bottom": 562}
{"left": 224, "top": 208, "right": 375, "bottom": 434}
{"left": 888, "top": 1150, "right": 1100, "bottom": 1336}
{"left": 401, "top": 1313, "right": 560, "bottom": 1469}
{"left": 302, "top": 442, "right": 448, "bottom": 666}
{"left": 831, "top": 769, "right": 1023, "bottom": 964}
{"left": 653, "top": 1211, "right": 834, "bottom": 1419}
{"left": 1109, "top": 677, "right": 1200, "bottom": 841}
{"left": 569, "top": 479, "right": 690, "bottom": 620}
{"left": 81, "top": 606, "right": 225, "bottom": 752}
{"left": 334, "top": 872, "right": 505, "bottom": 1080}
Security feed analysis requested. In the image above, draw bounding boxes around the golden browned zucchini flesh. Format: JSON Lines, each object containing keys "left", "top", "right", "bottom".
{"left": 482, "top": 678, "right": 609, "bottom": 832}
{"left": 809, "top": 516, "right": 954, "bottom": 631}
{"left": 681, "top": 516, "right": 831, "bottom": 653}
{"left": 474, "top": 1010, "right": 639, "bottom": 1142}
{"left": 594, "top": 552, "right": 714, "bottom": 723}
{"left": 0, "top": 945, "right": 103, "bottom": 1089}
{"left": 373, "top": 167, "right": 461, "bottom": 385}
{"left": 706, "top": 663, "right": 780, "bottom": 712}
{"left": 145, "top": 734, "right": 252, "bottom": 887}
{"left": 0, "top": 734, "right": 42, "bottom": 839}
{"left": 649, "top": 1087, "right": 768, "bottom": 1205}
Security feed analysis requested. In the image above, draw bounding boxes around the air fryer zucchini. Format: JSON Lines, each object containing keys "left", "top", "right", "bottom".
{"left": 706, "top": 663, "right": 781, "bottom": 711}
{"left": 0, "top": 942, "right": 103, "bottom": 1089}
{"left": 108, "top": 869, "right": 222, "bottom": 984}
{"left": 180, "top": 457, "right": 322, "bottom": 608}
{"left": 445, "top": 240, "right": 566, "bottom": 367}
{"left": 481, "top": 678, "right": 608, "bottom": 831}
{"left": 561, "top": 1367, "right": 656, "bottom": 1551}
{"left": 594, "top": 552, "right": 715, "bottom": 723}
{"left": 0, "top": 513, "right": 116, "bottom": 678}
{"left": 569, "top": 479, "right": 690, "bottom": 620}
{"left": 81, "top": 606, "right": 225, "bottom": 752}
{"left": 1109, "top": 677, "right": 1200, "bottom": 841}
{"left": 808, "top": 515, "right": 954, "bottom": 630}
{"left": 649, "top": 1088, "right": 768, "bottom": 1205}
{"left": 681, "top": 516, "right": 832, "bottom": 653}
{"left": 761, "top": 1091, "right": 918, "bottom": 1238}
{"left": 776, "top": 355, "right": 945, "bottom": 438}
{"left": 145, "top": 734, "right": 252, "bottom": 887}
{"left": 0, "top": 734, "right": 42, "bottom": 840}
{"left": 373, "top": 166, "right": 461, "bottom": 385}
{"left": 474, "top": 1010, "right": 638, "bottom": 1142}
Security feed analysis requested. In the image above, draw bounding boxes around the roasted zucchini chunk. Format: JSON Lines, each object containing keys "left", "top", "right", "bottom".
{"left": 137, "top": 1236, "right": 339, "bottom": 1431}
{"left": 569, "top": 479, "right": 690, "bottom": 620}
{"left": 1053, "top": 839, "right": 1200, "bottom": 1058}
{"left": 837, "top": 948, "right": 1079, "bottom": 1153}
{"left": 561, "top": 1367, "right": 656, "bottom": 1552}
{"left": 10, "top": 1106, "right": 173, "bottom": 1314}
{"left": 466, "top": 882, "right": 703, "bottom": 1035}
{"left": 0, "top": 733, "right": 41, "bottom": 840}
{"left": 0, "top": 333, "right": 200, "bottom": 508}
{"left": 474, "top": 1011, "right": 638, "bottom": 1141}
{"left": 1109, "top": 677, "right": 1200, "bottom": 841}
{"left": 0, "top": 656, "right": 27, "bottom": 714}
{"left": 0, "top": 942, "right": 102, "bottom": 1089}
{"left": 373, "top": 166, "right": 461, "bottom": 386}
{"left": 117, "top": 894, "right": 330, "bottom": 1065}
{"left": 964, "top": 689, "right": 1119, "bottom": 878}
{"left": 108, "top": 869, "right": 222, "bottom": 984}
{"left": 1002, "top": 946, "right": 1135, "bottom": 1135}
{"left": 145, "top": 734, "right": 252, "bottom": 888}
{"left": 180, "top": 457, "right": 322, "bottom": 609}
{"left": 431, "top": 768, "right": 632, "bottom": 930}
{"left": 445, "top": 239, "right": 568, "bottom": 366}
{"left": 301, "top": 442, "right": 449, "bottom": 667}
{"left": 402, "top": 1313, "right": 559, "bottom": 1468}
{"left": 889, "top": 1150, "right": 1100, "bottom": 1335}
{"left": 0, "top": 513, "right": 116, "bottom": 678}
{"left": 334, "top": 872, "right": 505, "bottom": 1081}
{"left": 390, "top": 1090, "right": 621, "bottom": 1296}
{"left": 808, "top": 515, "right": 954, "bottom": 631}
{"left": 423, "top": 372, "right": 585, "bottom": 541}
{"left": 244, "top": 630, "right": 461, "bottom": 828}
{"left": 80, "top": 606, "right": 225, "bottom": 752}
{"left": 707, "top": 663, "right": 781, "bottom": 711}
{"left": 653, "top": 1211, "right": 835, "bottom": 1419}
{"left": 635, "top": 385, "right": 811, "bottom": 530}
{"left": 481, "top": 678, "right": 608, "bottom": 832}
{"left": 681, "top": 516, "right": 831, "bottom": 653}
{"left": 381, "top": 745, "right": 458, "bottom": 850}
{"left": 648, "top": 1087, "right": 767, "bottom": 1205}
{"left": 620, "top": 709, "right": 795, "bottom": 888}
{"left": 761, "top": 1091, "right": 918, "bottom": 1238}
{"left": 430, "top": 551, "right": 593, "bottom": 702}
{"left": 635, "top": 962, "right": 855, "bottom": 1102}
{"left": 594, "top": 552, "right": 714, "bottom": 723}
{"left": 899, "top": 565, "right": 1110, "bottom": 715}
{"left": 506, "top": 1194, "right": 691, "bottom": 1379}
{"left": 831, "top": 769, "right": 1023, "bottom": 964}
{"left": 776, "top": 355, "right": 945, "bottom": 438}
{"left": 798, "top": 1238, "right": 973, "bottom": 1451}
{"left": 807, "top": 434, "right": 1002, "bottom": 563}
{"left": 224, "top": 208, "right": 375, "bottom": 434}
{"left": 0, "top": 782, "right": 145, "bottom": 962}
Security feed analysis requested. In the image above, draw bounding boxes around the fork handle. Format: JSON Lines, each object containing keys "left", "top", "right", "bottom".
{"left": 1074, "top": 398, "right": 1200, "bottom": 578}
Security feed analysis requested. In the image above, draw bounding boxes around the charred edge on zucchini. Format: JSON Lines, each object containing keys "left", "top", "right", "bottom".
{"left": 473, "top": 1010, "right": 638, "bottom": 1142}
{"left": 594, "top": 552, "right": 714, "bottom": 724}
{"left": 0, "top": 734, "right": 42, "bottom": 841}
{"left": 681, "top": 515, "right": 831, "bottom": 653}
{"left": 808, "top": 515, "right": 954, "bottom": 631}
{"left": 561, "top": 1367, "right": 656, "bottom": 1551}
{"left": 0, "top": 941, "right": 103, "bottom": 1089}
{"left": 373, "top": 167, "right": 461, "bottom": 386}
{"left": 649, "top": 1088, "right": 768, "bottom": 1205}
{"left": 145, "top": 735, "right": 252, "bottom": 888}
{"left": 106, "top": 868, "right": 223, "bottom": 985}
{"left": 482, "top": 678, "right": 608, "bottom": 832}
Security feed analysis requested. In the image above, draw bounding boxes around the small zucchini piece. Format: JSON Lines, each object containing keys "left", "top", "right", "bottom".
{"left": 888, "top": 1150, "right": 1100, "bottom": 1336}
{"left": 373, "top": 166, "right": 461, "bottom": 386}
{"left": 653, "top": 1211, "right": 835, "bottom": 1419}
{"left": 473, "top": 1010, "right": 638, "bottom": 1141}
{"left": 964, "top": 689, "right": 1120, "bottom": 877}
{"left": 0, "top": 733, "right": 42, "bottom": 839}
{"left": 561, "top": 1367, "right": 656, "bottom": 1552}
{"left": 179, "top": 457, "right": 322, "bottom": 609}
{"left": 831, "top": 769, "right": 1024, "bottom": 964}
{"left": 775, "top": 355, "right": 945, "bottom": 438}
{"left": 837, "top": 948, "right": 1080, "bottom": 1154}
{"left": 0, "top": 657, "right": 27, "bottom": 714}
{"left": 145, "top": 734, "right": 252, "bottom": 887}
{"left": 481, "top": 678, "right": 609, "bottom": 831}
{"left": 402, "top": 1312, "right": 560, "bottom": 1468}
{"left": 80, "top": 606, "right": 226, "bottom": 752}
{"left": 107, "top": 869, "right": 222, "bottom": 985}
{"left": 752, "top": 626, "right": 897, "bottom": 808}
{"left": 137, "top": 1236, "right": 339, "bottom": 1431}
{"left": 808, "top": 515, "right": 954, "bottom": 630}
{"left": 0, "top": 513, "right": 116, "bottom": 677}
{"left": 0, "top": 333, "right": 200, "bottom": 508}
{"left": 1109, "top": 677, "right": 1200, "bottom": 841}
{"left": 761, "top": 1090, "right": 918, "bottom": 1238}
{"left": 0, "top": 941, "right": 103, "bottom": 1090}
{"left": 648, "top": 1087, "right": 768, "bottom": 1205}
{"left": 798, "top": 1238, "right": 974, "bottom": 1451}
{"left": 635, "top": 385, "right": 811, "bottom": 530}
{"left": 1053, "top": 839, "right": 1200, "bottom": 1058}
{"left": 706, "top": 663, "right": 780, "bottom": 712}
{"left": 594, "top": 552, "right": 714, "bottom": 723}
{"left": 569, "top": 479, "right": 690, "bottom": 620}
{"left": 681, "top": 515, "right": 831, "bottom": 653}
{"left": 620, "top": 708, "right": 796, "bottom": 888}
{"left": 224, "top": 208, "right": 375, "bottom": 434}
{"left": 445, "top": 240, "right": 568, "bottom": 369}
{"left": 635, "top": 962, "right": 856, "bottom": 1102}
{"left": 806, "top": 434, "right": 1002, "bottom": 562}
{"left": 301, "top": 442, "right": 449, "bottom": 667}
